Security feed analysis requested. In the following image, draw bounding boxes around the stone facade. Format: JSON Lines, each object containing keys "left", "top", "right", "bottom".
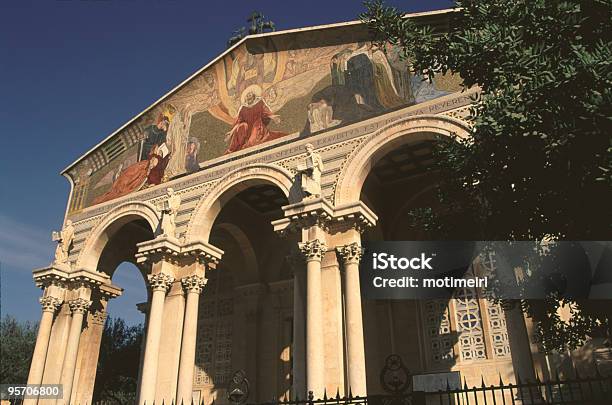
{"left": 25, "top": 12, "right": 555, "bottom": 405}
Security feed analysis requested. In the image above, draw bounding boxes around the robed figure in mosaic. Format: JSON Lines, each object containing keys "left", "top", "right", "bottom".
{"left": 224, "top": 85, "right": 286, "bottom": 154}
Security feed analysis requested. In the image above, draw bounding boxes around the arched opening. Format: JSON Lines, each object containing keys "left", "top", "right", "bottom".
{"left": 355, "top": 129, "right": 515, "bottom": 393}
{"left": 77, "top": 215, "right": 156, "bottom": 404}
{"left": 192, "top": 180, "right": 294, "bottom": 404}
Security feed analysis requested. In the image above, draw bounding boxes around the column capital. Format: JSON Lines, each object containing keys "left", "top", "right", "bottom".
{"left": 181, "top": 274, "right": 207, "bottom": 294}
{"left": 299, "top": 239, "right": 327, "bottom": 262}
{"left": 148, "top": 272, "right": 175, "bottom": 292}
{"left": 91, "top": 308, "right": 108, "bottom": 325}
{"left": 68, "top": 298, "right": 92, "bottom": 314}
{"left": 336, "top": 242, "right": 363, "bottom": 265}
{"left": 39, "top": 296, "right": 62, "bottom": 313}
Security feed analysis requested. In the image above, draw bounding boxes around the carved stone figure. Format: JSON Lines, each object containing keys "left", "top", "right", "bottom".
{"left": 160, "top": 188, "right": 181, "bottom": 238}
{"left": 299, "top": 143, "right": 324, "bottom": 199}
{"left": 52, "top": 220, "right": 75, "bottom": 266}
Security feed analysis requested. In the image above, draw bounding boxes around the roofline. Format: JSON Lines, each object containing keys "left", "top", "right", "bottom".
{"left": 60, "top": 7, "right": 457, "bottom": 175}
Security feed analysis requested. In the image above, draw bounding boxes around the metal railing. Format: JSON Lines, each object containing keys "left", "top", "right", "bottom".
{"left": 5, "top": 369, "right": 611, "bottom": 405}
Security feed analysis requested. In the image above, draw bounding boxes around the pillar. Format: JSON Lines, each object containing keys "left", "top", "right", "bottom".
{"left": 337, "top": 242, "right": 367, "bottom": 396}
{"left": 176, "top": 274, "right": 207, "bottom": 405}
{"left": 57, "top": 298, "right": 91, "bottom": 405}
{"left": 138, "top": 272, "right": 174, "bottom": 405}
{"left": 289, "top": 254, "right": 306, "bottom": 399}
{"left": 24, "top": 296, "right": 62, "bottom": 405}
{"left": 299, "top": 239, "right": 327, "bottom": 399}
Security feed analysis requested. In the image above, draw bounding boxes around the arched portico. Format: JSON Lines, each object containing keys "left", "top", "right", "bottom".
{"left": 76, "top": 201, "right": 160, "bottom": 272}
{"left": 186, "top": 164, "right": 296, "bottom": 243}
{"left": 334, "top": 115, "right": 470, "bottom": 207}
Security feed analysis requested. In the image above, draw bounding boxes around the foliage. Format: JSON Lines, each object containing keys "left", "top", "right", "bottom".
{"left": 92, "top": 317, "right": 143, "bottom": 404}
{"left": 361, "top": 0, "right": 612, "bottom": 352}
{"left": 0, "top": 315, "right": 37, "bottom": 384}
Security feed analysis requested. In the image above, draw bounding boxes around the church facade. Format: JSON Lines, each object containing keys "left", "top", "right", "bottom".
{"left": 24, "top": 9, "right": 602, "bottom": 405}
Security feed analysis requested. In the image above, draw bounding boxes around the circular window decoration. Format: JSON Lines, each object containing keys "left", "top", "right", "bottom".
{"left": 460, "top": 312, "right": 479, "bottom": 330}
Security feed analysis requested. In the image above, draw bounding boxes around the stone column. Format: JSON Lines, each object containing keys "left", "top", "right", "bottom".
{"left": 138, "top": 273, "right": 174, "bottom": 405}
{"left": 288, "top": 254, "right": 306, "bottom": 399}
{"left": 299, "top": 239, "right": 327, "bottom": 399}
{"left": 57, "top": 298, "right": 91, "bottom": 405}
{"left": 176, "top": 274, "right": 207, "bottom": 405}
{"left": 24, "top": 296, "right": 62, "bottom": 405}
{"left": 337, "top": 242, "right": 367, "bottom": 396}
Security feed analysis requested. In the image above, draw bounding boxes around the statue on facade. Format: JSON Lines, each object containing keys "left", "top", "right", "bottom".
{"left": 160, "top": 187, "right": 181, "bottom": 238}
{"left": 298, "top": 143, "right": 324, "bottom": 199}
{"left": 52, "top": 220, "right": 75, "bottom": 266}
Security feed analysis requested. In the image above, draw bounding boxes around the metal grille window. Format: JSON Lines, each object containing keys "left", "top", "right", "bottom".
{"left": 195, "top": 272, "right": 234, "bottom": 388}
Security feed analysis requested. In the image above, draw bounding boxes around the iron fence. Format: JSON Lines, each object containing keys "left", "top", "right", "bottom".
{"left": 5, "top": 370, "right": 611, "bottom": 405}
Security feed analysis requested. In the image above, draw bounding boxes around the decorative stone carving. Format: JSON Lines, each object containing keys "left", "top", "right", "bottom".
{"left": 182, "top": 274, "right": 207, "bottom": 294}
{"left": 91, "top": 309, "right": 108, "bottom": 325}
{"left": 298, "top": 239, "right": 327, "bottom": 261}
{"left": 52, "top": 220, "right": 75, "bottom": 266}
{"left": 298, "top": 143, "right": 324, "bottom": 199}
{"left": 148, "top": 273, "right": 175, "bottom": 292}
{"left": 336, "top": 242, "right": 363, "bottom": 265}
{"left": 68, "top": 298, "right": 92, "bottom": 314}
{"left": 39, "top": 296, "right": 62, "bottom": 313}
{"left": 160, "top": 187, "right": 181, "bottom": 238}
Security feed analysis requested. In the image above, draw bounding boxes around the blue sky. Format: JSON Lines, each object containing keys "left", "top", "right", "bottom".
{"left": 0, "top": 0, "right": 453, "bottom": 325}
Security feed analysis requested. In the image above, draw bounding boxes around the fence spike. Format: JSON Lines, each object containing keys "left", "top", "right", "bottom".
{"left": 323, "top": 389, "right": 327, "bottom": 401}
{"left": 335, "top": 388, "right": 340, "bottom": 399}
{"left": 481, "top": 375, "right": 486, "bottom": 388}
{"left": 308, "top": 390, "right": 314, "bottom": 402}
{"left": 498, "top": 372, "right": 504, "bottom": 386}
{"left": 348, "top": 386, "right": 353, "bottom": 399}
{"left": 463, "top": 376, "right": 469, "bottom": 390}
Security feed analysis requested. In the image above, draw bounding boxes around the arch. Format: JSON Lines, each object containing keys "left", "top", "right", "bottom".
{"left": 76, "top": 201, "right": 160, "bottom": 273}
{"left": 186, "top": 163, "right": 295, "bottom": 243}
{"left": 334, "top": 115, "right": 471, "bottom": 206}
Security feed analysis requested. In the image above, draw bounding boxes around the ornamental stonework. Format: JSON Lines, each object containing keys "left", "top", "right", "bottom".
{"left": 40, "top": 296, "right": 62, "bottom": 313}
{"left": 298, "top": 239, "right": 327, "bottom": 261}
{"left": 69, "top": 298, "right": 92, "bottom": 314}
{"left": 148, "top": 273, "right": 175, "bottom": 292}
{"left": 182, "top": 275, "right": 208, "bottom": 294}
{"left": 336, "top": 242, "right": 363, "bottom": 265}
